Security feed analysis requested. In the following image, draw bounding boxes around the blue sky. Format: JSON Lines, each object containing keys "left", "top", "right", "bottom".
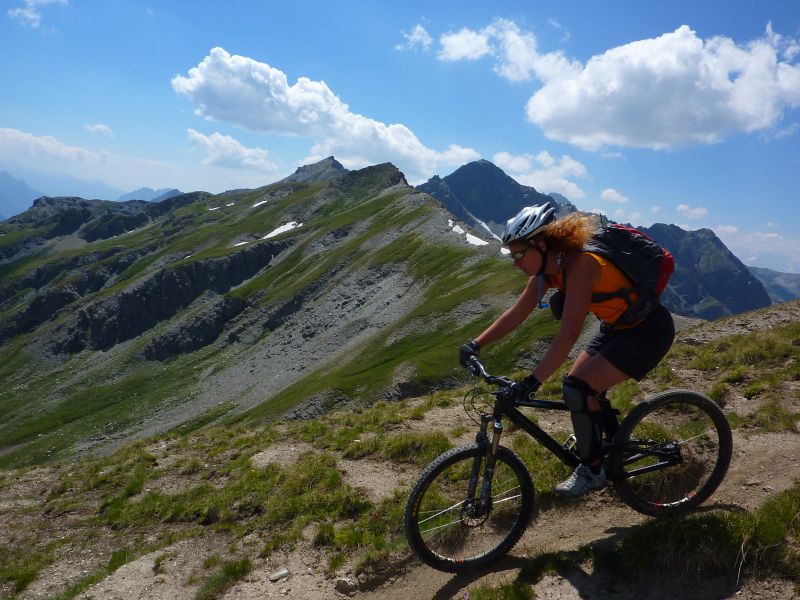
{"left": 2, "top": 1, "right": 800, "bottom": 271}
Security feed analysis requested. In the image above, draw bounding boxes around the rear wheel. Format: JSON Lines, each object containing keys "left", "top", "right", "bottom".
{"left": 404, "top": 444, "right": 534, "bottom": 572}
{"left": 612, "top": 390, "right": 732, "bottom": 516}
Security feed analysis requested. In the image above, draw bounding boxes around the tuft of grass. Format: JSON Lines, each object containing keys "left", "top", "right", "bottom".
{"left": 648, "top": 362, "right": 680, "bottom": 388}
{"left": 0, "top": 547, "right": 54, "bottom": 594}
{"left": 313, "top": 523, "right": 336, "bottom": 547}
{"left": 381, "top": 431, "right": 451, "bottom": 464}
{"left": 707, "top": 381, "right": 729, "bottom": 406}
{"left": 193, "top": 557, "right": 252, "bottom": 600}
{"left": 467, "top": 580, "right": 534, "bottom": 600}
{"left": 727, "top": 399, "right": 800, "bottom": 433}
{"left": 720, "top": 365, "right": 748, "bottom": 384}
{"left": 153, "top": 552, "right": 174, "bottom": 575}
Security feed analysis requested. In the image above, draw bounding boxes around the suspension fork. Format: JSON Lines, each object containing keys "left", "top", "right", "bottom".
{"left": 466, "top": 413, "right": 503, "bottom": 515}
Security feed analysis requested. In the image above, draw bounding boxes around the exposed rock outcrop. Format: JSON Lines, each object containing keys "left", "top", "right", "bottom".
{"left": 144, "top": 295, "right": 249, "bottom": 361}
{"left": 52, "top": 240, "right": 290, "bottom": 353}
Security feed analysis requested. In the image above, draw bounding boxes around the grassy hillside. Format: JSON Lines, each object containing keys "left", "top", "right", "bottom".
{"left": 0, "top": 163, "right": 558, "bottom": 469}
{"left": 0, "top": 301, "right": 797, "bottom": 599}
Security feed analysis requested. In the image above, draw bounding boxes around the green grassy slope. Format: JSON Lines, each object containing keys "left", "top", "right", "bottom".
{"left": 0, "top": 164, "right": 558, "bottom": 468}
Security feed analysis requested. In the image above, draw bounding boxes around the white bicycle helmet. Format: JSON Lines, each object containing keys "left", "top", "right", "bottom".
{"left": 501, "top": 202, "right": 557, "bottom": 245}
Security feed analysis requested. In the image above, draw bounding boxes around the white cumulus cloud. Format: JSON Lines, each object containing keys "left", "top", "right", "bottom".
{"left": 715, "top": 224, "right": 739, "bottom": 234}
{"left": 434, "top": 19, "right": 800, "bottom": 150}
{"left": 677, "top": 204, "right": 709, "bottom": 220}
{"left": 438, "top": 27, "right": 492, "bottom": 61}
{"left": 601, "top": 188, "right": 629, "bottom": 204}
{"left": 493, "top": 150, "right": 587, "bottom": 199}
{"left": 172, "top": 47, "right": 479, "bottom": 183}
{"left": 437, "top": 19, "right": 579, "bottom": 83}
{"left": 187, "top": 129, "right": 278, "bottom": 173}
{"left": 526, "top": 23, "right": 800, "bottom": 150}
{"left": 716, "top": 228, "right": 800, "bottom": 272}
{"left": 397, "top": 24, "right": 433, "bottom": 52}
{"left": 85, "top": 123, "right": 115, "bottom": 138}
{"left": 7, "top": 0, "right": 66, "bottom": 28}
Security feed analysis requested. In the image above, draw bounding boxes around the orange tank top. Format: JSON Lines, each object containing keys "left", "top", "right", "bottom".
{"left": 549, "top": 252, "right": 638, "bottom": 325}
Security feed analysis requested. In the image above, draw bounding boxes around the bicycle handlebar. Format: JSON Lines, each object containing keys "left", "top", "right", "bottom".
{"left": 466, "top": 356, "right": 512, "bottom": 387}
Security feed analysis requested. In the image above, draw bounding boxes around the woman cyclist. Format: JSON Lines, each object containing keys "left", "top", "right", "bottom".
{"left": 459, "top": 202, "right": 675, "bottom": 497}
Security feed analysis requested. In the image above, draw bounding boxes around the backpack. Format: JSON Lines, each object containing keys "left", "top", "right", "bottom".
{"left": 552, "top": 223, "right": 675, "bottom": 327}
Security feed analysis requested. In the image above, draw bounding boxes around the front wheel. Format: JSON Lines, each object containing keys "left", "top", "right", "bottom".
{"left": 611, "top": 390, "right": 732, "bottom": 516}
{"left": 404, "top": 444, "right": 535, "bottom": 572}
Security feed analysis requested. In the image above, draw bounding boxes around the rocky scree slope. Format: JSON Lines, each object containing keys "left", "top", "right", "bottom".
{"left": 0, "top": 159, "right": 546, "bottom": 467}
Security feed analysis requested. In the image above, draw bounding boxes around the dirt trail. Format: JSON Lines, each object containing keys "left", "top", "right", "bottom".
{"left": 5, "top": 301, "right": 800, "bottom": 599}
{"left": 357, "top": 426, "right": 800, "bottom": 600}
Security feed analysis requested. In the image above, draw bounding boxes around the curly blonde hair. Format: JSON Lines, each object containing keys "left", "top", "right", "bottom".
{"left": 536, "top": 212, "right": 599, "bottom": 252}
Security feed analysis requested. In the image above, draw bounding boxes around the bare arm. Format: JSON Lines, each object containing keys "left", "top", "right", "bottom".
{"left": 475, "top": 276, "right": 546, "bottom": 347}
{"left": 532, "top": 255, "right": 599, "bottom": 383}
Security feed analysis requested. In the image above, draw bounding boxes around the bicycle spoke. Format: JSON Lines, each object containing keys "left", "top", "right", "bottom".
{"left": 406, "top": 445, "right": 534, "bottom": 571}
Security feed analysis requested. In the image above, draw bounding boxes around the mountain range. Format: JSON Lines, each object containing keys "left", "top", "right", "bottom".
{"left": 0, "top": 156, "right": 790, "bottom": 467}
{"left": 116, "top": 187, "right": 183, "bottom": 202}
{"left": 0, "top": 170, "right": 44, "bottom": 220}
{"left": 748, "top": 266, "right": 800, "bottom": 304}
{"left": 419, "top": 161, "right": 775, "bottom": 320}
{"left": 0, "top": 169, "right": 183, "bottom": 220}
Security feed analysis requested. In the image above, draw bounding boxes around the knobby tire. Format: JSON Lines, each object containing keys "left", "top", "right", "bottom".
{"left": 404, "top": 444, "right": 535, "bottom": 572}
{"left": 612, "top": 389, "right": 732, "bottom": 516}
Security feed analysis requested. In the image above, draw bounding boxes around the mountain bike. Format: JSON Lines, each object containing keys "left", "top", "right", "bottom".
{"left": 404, "top": 357, "right": 733, "bottom": 573}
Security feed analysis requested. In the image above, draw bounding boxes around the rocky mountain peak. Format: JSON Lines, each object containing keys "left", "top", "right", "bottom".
{"left": 280, "top": 156, "right": 348, "bottom": 185}
{"left": 417, "top": 159, "right": 555, "bottom": 238}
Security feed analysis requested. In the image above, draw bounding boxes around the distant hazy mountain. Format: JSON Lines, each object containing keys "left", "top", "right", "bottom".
{"left": 417, "top": 159, "right": 571, "bottom": 239}
{"left": 0, "top": 171, "right": 44, "bottom": 219}
{"left": 117, "top": 188, "right": 182, "bottom": 202}
{"left": 641, "top": 224, "right": 772, "bottom": 319}
{"left": 748, "top": 266, "right": 800, "bottom": 303}
{"left": 0, "top": 163, "right": 124, "bottom": 203}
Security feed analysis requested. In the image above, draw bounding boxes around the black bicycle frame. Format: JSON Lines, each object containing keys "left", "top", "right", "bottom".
{"left": 491, "top": 392, "right": 581, "bottom": 469}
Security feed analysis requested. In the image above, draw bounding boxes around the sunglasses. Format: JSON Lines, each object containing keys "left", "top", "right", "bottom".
{"left": 509, "top": 247, "right": 533, "bottom": 261}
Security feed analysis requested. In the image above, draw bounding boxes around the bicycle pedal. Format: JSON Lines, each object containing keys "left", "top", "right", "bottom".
{"left": 562, "top": 434, "right": 577, "bottom": 452}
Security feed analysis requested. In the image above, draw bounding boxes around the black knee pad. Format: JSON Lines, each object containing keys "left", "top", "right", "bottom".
{"left": 563, "top": 376, "right": 603, "bottom": 463}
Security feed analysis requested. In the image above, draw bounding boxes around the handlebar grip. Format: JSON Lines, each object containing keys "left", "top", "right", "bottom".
{"left": 467, "top": 356, "right": 485, "bottom": 377}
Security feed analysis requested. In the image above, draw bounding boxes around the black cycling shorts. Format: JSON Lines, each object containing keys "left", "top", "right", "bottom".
{"left": 585, "top": 303, "right": 675, "bottom": 381}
